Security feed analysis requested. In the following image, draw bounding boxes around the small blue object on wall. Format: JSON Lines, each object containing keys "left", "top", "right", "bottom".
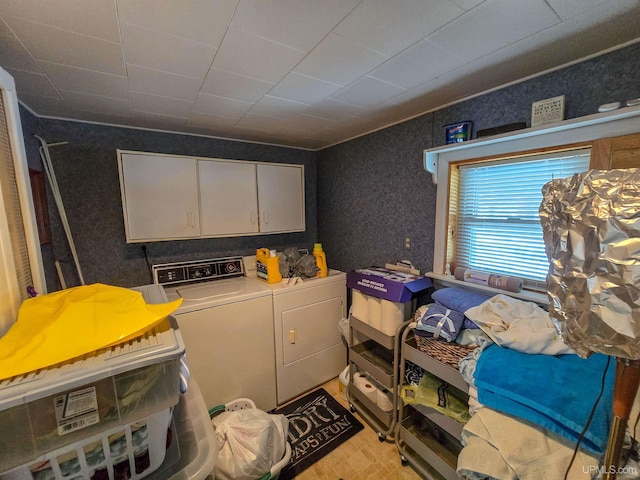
{"left": 444, "top": 121, "right": 473, "bottom": 144}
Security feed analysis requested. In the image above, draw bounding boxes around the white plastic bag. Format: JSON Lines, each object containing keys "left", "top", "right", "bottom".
{"left": 213, "top": 409, "right": 288, "bottom": 480}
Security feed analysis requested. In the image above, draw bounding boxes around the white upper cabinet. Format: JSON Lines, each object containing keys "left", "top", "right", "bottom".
{"left": 118, "top": 151, "right": 305, "bottom": 242}
{"left": 257, "top": 163, "right": 305, "bottom": 233}
{"left": 119, "top": 152, "right": 200, "bottom": 242}
{"left": 199, "top": 159, "right": 259, "bottom": 236}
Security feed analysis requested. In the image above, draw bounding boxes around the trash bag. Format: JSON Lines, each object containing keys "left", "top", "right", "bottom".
{"left": 213, "top": 409, "right": 289, "bottom": 480}
{"left": 279, "top": 247, "right": 318, "bottom": 279}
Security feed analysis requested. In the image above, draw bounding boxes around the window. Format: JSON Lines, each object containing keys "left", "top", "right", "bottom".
{"left": 450, "top": 149, "right": 590, "bottom": 290}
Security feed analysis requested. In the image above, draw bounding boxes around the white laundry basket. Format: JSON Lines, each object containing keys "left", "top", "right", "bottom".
{"left": 209, "top": 399, "right": 291, "bottom": 480}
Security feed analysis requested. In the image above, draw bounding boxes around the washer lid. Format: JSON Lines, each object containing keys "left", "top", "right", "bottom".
{"left": 166, "top": 277, "right": 272, "bottom": 312}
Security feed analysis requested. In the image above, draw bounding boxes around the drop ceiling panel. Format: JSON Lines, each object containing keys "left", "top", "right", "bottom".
{"left": 61, "top": 90, "right": 132, "bottom": 116}
{"left": 330, "top": 76, "right": 406, "bottom": 109}
{"left": 5, "top": 68, "right": 59, "bottom": 97}
{"left": 230, "top": 0, "right": 359, "bottom": 51}
{"left": 334, "top": 0, "right": 464, "bottom": 57}
{"left": 3, "top": 16, "right": 125, "bottom": 75}
{"left": 18, "top": 93, "right": 75, "bottom": 117}
{"left": 127, "top": 65, "right": 202, "bottom": 101}
{"left": 192, "top": 93, "right": 253, "bottom": 119}
{"left": 212, "top": 27, "right": 306, "bottom": 84}
{"left": 116, "top": 0, "right": 237, "bottom": 46}
{"left": 200, "top": 68, "right": 274, "bottom": 103}
{"left": 0, "top": 0, "right": 120, "bottom": 42}
{"left": 131, "top": 91, "right": 194, "bottom": 117}
{"left": 39, "top": 62, "right": 130, "bottom": 99}
{"left": 369, "top": 38, "right": 465, "bottom": 90}
{"left": 293, "top": 33, "right": 387, "bottom": 86}
{"left": 120, "top": 23, "right": 216, "bottom": 79}
{"left": 268, "top": 73, "right": 343, "bottom": 105}
{"left": 427, "top": 0, "right": 561, "bottom": 62}
{"left": 0, "top": 19, "right": 42, "bottom": 72}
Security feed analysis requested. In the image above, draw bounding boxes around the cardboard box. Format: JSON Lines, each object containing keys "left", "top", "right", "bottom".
{"left": 347, "top": 267, "right": 432, "bottom": 303}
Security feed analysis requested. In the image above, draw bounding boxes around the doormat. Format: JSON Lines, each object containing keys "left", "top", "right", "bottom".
{"left": 272, "top": 388, "right": 364, "bottom": 479}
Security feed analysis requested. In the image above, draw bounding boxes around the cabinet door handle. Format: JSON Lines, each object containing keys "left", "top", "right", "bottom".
{"left": 289, "top": 329, "right": 296, "bottom": 344}
{"left": 187, "top": 212, "right": 196, "bottom": 228}
{"left": 250, "top": 211, "right": 256, "bottom": 225}
{"left": 263, "top": 210, "right": 269, "bottom": 225}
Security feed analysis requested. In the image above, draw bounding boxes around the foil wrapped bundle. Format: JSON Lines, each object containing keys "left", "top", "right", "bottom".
{"left": 539, "top": 168, "right": 640, "bottom": 359}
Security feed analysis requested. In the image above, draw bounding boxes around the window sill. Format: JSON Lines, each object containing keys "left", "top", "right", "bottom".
{"left": 425, "top": 272, "right": 549, "bottom": 306}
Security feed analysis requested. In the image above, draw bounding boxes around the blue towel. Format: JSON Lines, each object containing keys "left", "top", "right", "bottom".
{"left": 474, "top": 344, "right": 614, "bottom": 454}
{"left": 415, "top": 303, "right": 464, "bottom": 342}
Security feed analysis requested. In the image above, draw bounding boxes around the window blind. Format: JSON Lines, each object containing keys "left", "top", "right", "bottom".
{"left": 454, "top": 149, "right": 590, "bottom": 290}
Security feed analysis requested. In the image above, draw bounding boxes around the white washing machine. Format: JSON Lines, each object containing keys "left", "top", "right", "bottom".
{"left": 244, "top": 256, "right": 347, "bottom": 405}
{"left": 155, "top": 257, "right": 277, "bottom": 412}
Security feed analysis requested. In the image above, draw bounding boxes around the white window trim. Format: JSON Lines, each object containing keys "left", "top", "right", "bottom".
{"left": 425, "top": 105, "right": 640, "bottom": 303}
{"left": 0, "top": 66, "right": 46, "bottom": 335}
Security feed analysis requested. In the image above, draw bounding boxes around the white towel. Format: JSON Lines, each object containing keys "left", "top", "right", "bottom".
{"left": 464, "top": 294, "right": 574, "bottom": 355}
{"left": 457, "top": 407, "right": 600, "bottom": 480}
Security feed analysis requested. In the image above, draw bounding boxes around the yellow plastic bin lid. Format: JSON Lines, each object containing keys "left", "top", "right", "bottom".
{"left": 0, "top": 283, "right": 182, "bottom": 381}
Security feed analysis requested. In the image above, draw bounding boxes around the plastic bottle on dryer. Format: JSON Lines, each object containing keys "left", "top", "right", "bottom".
{"left": 313, "top": 243, "right": 328, "bottom": 278}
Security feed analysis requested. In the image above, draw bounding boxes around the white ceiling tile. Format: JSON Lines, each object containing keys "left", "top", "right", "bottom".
{"left": 3, "top": 16, "right": 125, "bottom": 75}
{"left": 235, "top": 112, "right": 287, "bottom": 132}
{"left": 449, "top": 0, "right": 486, "bottom": 10}
{"left": 39, "top": 62, "right": 129, "bottom": 99}
{"left": 369, "top": 39, "right": 465, "bottom": 90}
{"left": 132, "top": 110, "right": 188, "bottom": 130}
{"left": 303, "top": 98, "right": 368, "bottom": 122}
{"left": 73, "top": 110, "right": 132, "bottom": 125}
{"left": 120, "top": 24, "right": 216, "bottom": 79}
{"left": 428, "top": 0, "right": 561, "bottom": 62}
{"left": 0, "top": 0, "right": 119, "bottom": 42}
{"left": 61, "top": 90, "right": 131, "bottom": 116}
{"left": 186, "top": 111, "right": 239, "bottom": 130}
{"left": 116, "top": 0, "right": 237, "bottom": 46}
{"left": 201, "top": 68, "right": 274, "bottom": 102}
{"left": 17, "top": 93, "right": 75, "bottom": 117}
{"left": 192, "top": 93, "right": 253, "bottom": 119}
{"left": 293, "top": 33, "right": 387, "bottom": 86}
{"left": 330, "top": 76, "right": 406, "bottom": 109}
{"left": 249, "top": 95, "right": 311, "bottom": 118}
{"left": 545, "top": 0, "right": 609, "bottom": 20}
{"left": 230, "top": 0, "right": 358, "bottom": 51}
{"left": 0, "top": 19, "right": 42, "bottom": 72}
{"left": 131, "top": 91, "right": 194, "bottom": 117}
{"left": 5, "top": 68, "right": 59, "bottom": 97}
{"left": 334, "top": 0, "right": 464, "bottom": 57}
{"left": 127, "top": 64, "right": 201, "bottom": 101}
{"left": 212, "top": 27, "right": 306, "bottom": 84}
{"left": 268, "top": 73, "right": 342, "bottom": 105}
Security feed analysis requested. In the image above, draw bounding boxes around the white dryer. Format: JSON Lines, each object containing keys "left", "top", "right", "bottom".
{"left": 245, "top": 256, "right": 347, "bottom": 405}
{"left": 156, "top": 257, "right": 277, "bottom": 411}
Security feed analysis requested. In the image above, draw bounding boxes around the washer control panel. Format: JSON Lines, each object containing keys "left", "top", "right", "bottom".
{"left": 154, "top": 256, "right": 244, "bottom": 286}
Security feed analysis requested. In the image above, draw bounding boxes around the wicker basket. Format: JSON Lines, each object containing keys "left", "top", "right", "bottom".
{"left": 413, "top": 333, "right": 476, "bottom": 370}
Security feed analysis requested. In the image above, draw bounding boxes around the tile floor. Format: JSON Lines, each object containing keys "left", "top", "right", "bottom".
{"left": 292, "top": 377, "right": 422, "bottom": 480}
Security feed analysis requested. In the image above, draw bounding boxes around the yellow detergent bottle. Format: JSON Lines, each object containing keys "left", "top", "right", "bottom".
{"left": 256, "top": 248, "right": 282, "bottom": 283}
{"left": 313, "top": 243, "right": 328, "bottom": 278}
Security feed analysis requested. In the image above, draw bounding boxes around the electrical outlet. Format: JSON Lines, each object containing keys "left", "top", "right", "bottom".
{"left": 405, "top": 236, "right": 411, "bottom": 249}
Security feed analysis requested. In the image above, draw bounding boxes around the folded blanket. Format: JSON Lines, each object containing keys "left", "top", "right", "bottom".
{"left": 474, "top": 344, "right": 614, "bottom": 454}
{"left": 465, "top": 294, "right": 575, "bottom": 355}
{"left": 415, "top": 303, "right": 464, "bottom": 342}
{"left": 457, "top": 407, "right": 601, "bottom": 480}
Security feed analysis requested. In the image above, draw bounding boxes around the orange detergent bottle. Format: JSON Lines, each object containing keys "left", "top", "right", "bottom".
{"left": 313, "top": 243, "right": 328, "bottom": 277}
{"left": 256, "top": 248, "right": 282, "bottom": 283}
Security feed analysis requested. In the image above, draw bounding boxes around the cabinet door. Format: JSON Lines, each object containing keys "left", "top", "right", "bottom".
{"left": 119, "top": 153, "right": 200, "bottom": 242}
{"left": 257, "top": 163, "right": 305, "bottom": 233}
{"left": 590, "top": 132, "right": 640, "bottom": 169}
{"left": 199, "top": 160, "right": 259, "bottom": 236}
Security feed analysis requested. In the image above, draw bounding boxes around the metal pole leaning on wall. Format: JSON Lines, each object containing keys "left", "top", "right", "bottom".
{"left": 33, "top": 135, "right": 85, "bottom": 287}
